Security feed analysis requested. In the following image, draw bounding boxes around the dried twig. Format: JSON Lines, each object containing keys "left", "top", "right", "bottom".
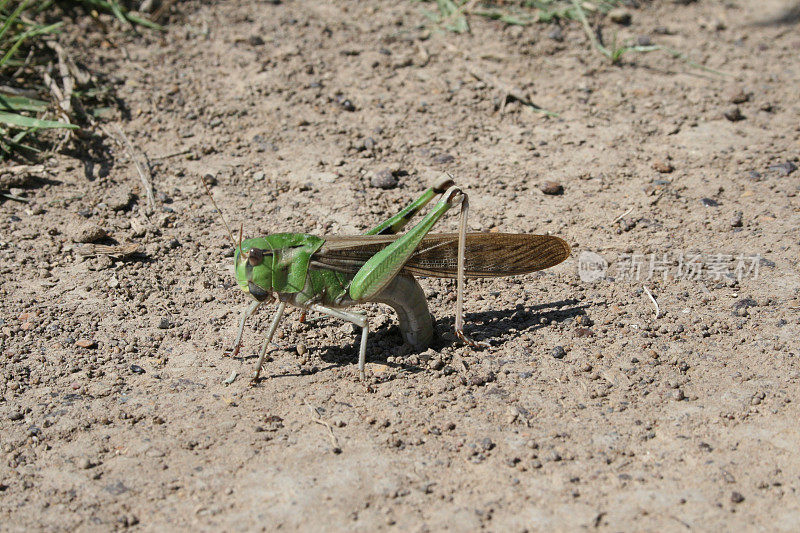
{"left": 611, "top": 207, "right": 634, "bottom": 225}
{"left": 110, "top": 124, "right": 156, "bottom": 211}
{"left": 643, "top": 285, "right": 660, "bottom": 318}
{"left": 303, "top": 399, "right": 341, "bottom": 451}
{"left": 151, "top": 148, "right": 191, "bottom": 160}
{"left": 442, "top": 42, "right": 555, "bottom": 116}
{"left": 47, "top": 41, "right": 91, "bottom": 85}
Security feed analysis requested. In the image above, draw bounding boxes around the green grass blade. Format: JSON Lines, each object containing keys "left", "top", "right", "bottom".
{"left": 0, "top": 111, "right": 78, "bottom": 129}
{"left": 0, "top": 21, "right": 63, "bottom": 67}
{"left": 0, "top": 0, "right": 32, "bottom": 44}
{"left": 0, "top": 94, "right": 49, "bottom": 113}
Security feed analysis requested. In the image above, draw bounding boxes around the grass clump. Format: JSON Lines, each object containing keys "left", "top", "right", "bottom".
{"left": 0, "top": 0, "right": 161, "bottom": 161}
{"left": 421, "top": 0, "right": 721, "bottom": 73}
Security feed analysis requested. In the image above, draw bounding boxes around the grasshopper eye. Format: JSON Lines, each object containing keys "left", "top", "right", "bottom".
{"left": 248, "top": 248, "right": 264, "bottom": 266}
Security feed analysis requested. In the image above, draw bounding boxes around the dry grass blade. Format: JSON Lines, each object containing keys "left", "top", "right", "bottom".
{"left": 303, "top": 400, "right": 341, "bottom": 452}
{"left": 110, "top": 123, "right": 155, "bottom": 211}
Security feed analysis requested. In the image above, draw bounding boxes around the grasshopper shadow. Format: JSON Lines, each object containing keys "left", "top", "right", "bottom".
{"left": 306, "top": 298, "right": 588, "bottom": 373}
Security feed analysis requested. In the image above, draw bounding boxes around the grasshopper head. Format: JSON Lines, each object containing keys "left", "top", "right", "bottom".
{"left": 235, "top": 238, "right": 275, "bottom": 302}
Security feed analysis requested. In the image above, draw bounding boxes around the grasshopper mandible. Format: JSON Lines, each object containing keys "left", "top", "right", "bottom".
{"left": 204, "top": 175, "right": 570, "bottom": 383}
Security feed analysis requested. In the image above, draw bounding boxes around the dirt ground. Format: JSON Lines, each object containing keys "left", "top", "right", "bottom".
{"left": 2, "top": 0, "right": 800, "bottom": 530}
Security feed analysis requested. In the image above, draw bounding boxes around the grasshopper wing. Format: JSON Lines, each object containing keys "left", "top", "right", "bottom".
{"left": 315, "top": 233, "right": 570, "bottom": 279}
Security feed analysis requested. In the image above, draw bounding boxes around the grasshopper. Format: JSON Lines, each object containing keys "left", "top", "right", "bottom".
{"left": 204, "top": 175, "right": 570, "bottom": 383}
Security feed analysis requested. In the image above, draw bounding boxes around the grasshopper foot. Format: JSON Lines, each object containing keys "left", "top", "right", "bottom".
{"left": 225, "top": 345, "right": 241, "bottom": 358}
{"left": 456, "top": 329, "right": 490, "bottom": 349}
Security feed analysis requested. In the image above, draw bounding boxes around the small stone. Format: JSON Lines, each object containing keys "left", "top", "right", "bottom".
{"left": 130, "top": 364, "right": 146, "bottom": 374}
{"left": 8, "top": 411, "right": 23, "bottom": 421}
{"left": 370, "top": 169, "right": 398, "bottom": 190}
{"left": 339, "top": 99, "right": 356, "bottom": 112}
{"left": 672, "top": 389, "right": 685, "bottom": 401}
{"left": 70, "top": 222, "right": 107, "bottom": 244}
{"left": 79, "top": 457, "right": 93, "bottom": 470}
{"left": 469, "top": 374, "right": 486, "bottom": 387}
{"left": 636, "top": 35, "right": 652, "bottom": 46}
{"left": 296, "top": 343, "right": 307, "bottom": 357}
{"left": 157, "top": 317, "right": 170, "bottom": 329}
{"left": 76, "top": 339, "right": 97, "bottom": 349}
{"left": 730, "top": 491, "right": 745, "bottom": 503}
{"left": 314, "top": 172, "right": 338, "bottom": 184}
{"left": 428, "top": 357, "right": 444, "bottom": 371}
{"left": 479, "top": 437, "right": 495, "bottom": 452}
{"left": 253, "top": 171, "right": 266, "bottom": 181}
{"left": 730, "top": 211, "right": 743, "bottom": 228}
{"left": 728, "top": 88, "right": 749, "bottom": 104}
{"left": 539, "top": 181, "right": 564, "bottom": 195}
{"left": 724, "top": 107, "right": 744, "bottom": 122}
{"left": 107, "top": 187, "right": 133, "bottom": 211}
{"left": 652, "top": 160, "right": 674, "bottom": 173}
{"left": 768, "top": 161, "right": 797, "bottom": 176}
{"left": 432, "top": 153, "right": 455, "bottom": 164}
{"left": 608, "top": 8, "right": 631, "bottom": 25}
{"left": 550, "top": 345, "right": 566, "bottom": 359}
{"left": 700, "top": 198, "right": 719, "bottom": 207}
{"left": 732, "top": 298, "right": 757, "bottom": 317}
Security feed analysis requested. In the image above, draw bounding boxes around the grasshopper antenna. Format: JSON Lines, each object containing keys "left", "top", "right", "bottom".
{"left": 201, "top": 177, "right": 239, "bottom": 251}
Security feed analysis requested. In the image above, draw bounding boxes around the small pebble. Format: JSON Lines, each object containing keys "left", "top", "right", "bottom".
{"left": 157, "top": 317, "right": 170, "bottom": 329}
{"left": 296, "top": 343, "right": 307, "bottom": 357}
{"left": 730, "top": 211, "right": 743, "bottom": 228}
{"left": 428, "top": 357, "right": 444, "bottom": 370}
{"left": 432, "top": 153, "right": 455, "bottom": 165}
{"left": 768, "top": 161, "right": 797, "bottom": 176}
{"left": 130, "top": 365, "right": 146, "bottom": 374}
{"left": 76, "top": 339, "right": 97, "bottom": 349}
{"left": 700, "top": 198, "right": 719, "bottom": 207}
{"left": 9, "top": 411, "right": 23, "bottom": 421}
{"left": 539, "top": 181, "right": 564, "bottom": 195}
{"left": 652, "top": 160, "right": 674, "bottom": 173}
{"left": 731, "top": 491, "right": 745, "bottom": 504}
{"left": 551, "top": 346, "right": 566, "bottom": 359}
{"left": 672, "top": 389, "right": 685, "bottom": 401}
{"left": 70, "top": 222, "right": 107, "bottom": 244}
{"left": 370, "top": 169, "right": 398, "bottom": 190}
{"left": 728, "top": 88, "right": 749, "bottom": 104}
{"left": 608, "top": 8, "right": 631, "bottom": 25}
{"left": 724, "top": 107, "right": 744, "bottom": 122}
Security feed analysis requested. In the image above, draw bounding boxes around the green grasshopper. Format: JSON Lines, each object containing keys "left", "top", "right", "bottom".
{"left": 204, "top": 175, "right": 570, "bottom": 383}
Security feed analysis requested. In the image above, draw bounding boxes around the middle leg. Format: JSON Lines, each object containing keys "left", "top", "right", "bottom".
{"left": 308, "top": 303, "right": 369, "bottom": 381}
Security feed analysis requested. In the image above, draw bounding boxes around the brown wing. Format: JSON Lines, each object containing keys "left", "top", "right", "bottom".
{"left": 314, "top": 233, "right": 570, "bottom": 279}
